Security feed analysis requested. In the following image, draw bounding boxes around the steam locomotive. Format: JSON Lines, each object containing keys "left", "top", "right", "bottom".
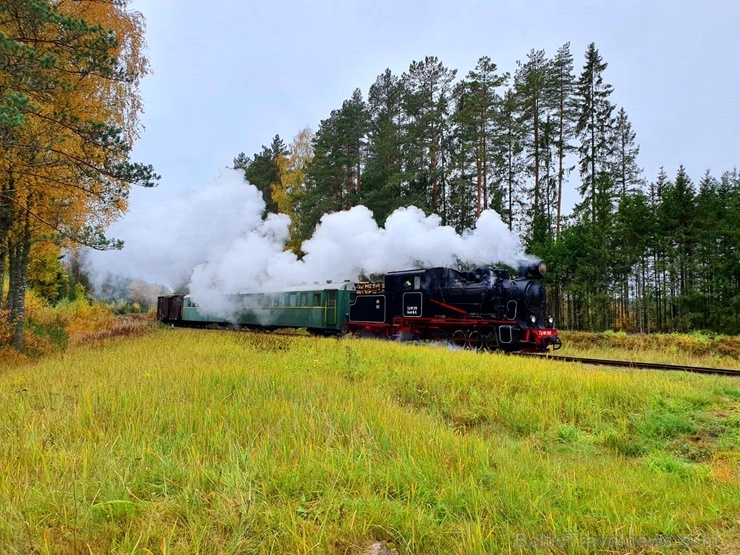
{"left": 157, "top": 260, "right": 560, "bottom": 352}
{"left": 346, "top": 260, "right": 560, "bottom": 351}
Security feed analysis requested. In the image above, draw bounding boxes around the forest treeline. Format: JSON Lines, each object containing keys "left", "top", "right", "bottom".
{"left": 235, "top": 43, "right": 740, "bottom": 334}
{"left": 0, "top": 0, "right": 156, "bottom": 350}
{"left": 1, "top": 1, "right": 737, "bottom": 354}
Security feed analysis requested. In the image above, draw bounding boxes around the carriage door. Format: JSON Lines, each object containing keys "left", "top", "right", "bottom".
{"left": 324, "top": 290, "right": 337, "bottom": 326}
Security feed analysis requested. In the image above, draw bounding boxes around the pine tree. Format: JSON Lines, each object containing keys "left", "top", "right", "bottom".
{"left": 514, "top": 49, "right": 555, "bottom": 246}
{"left": 550, "top": 43, "right": 577, "bottom": 238}
{"left": 495, "top": 89, "right": 526, "bottom": 229}
{"left": 402, "top": 56, "right": 457, "bottom": 215}
{"left": 453, "top": 57, "right": 507, "bottom": 219}
{"left": 364, "top": 69, "right": 405, "bottom": 224}
{"left": 301, "top": 89, "right": 369, "bottom": 236}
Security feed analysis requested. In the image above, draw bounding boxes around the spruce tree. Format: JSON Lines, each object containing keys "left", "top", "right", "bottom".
{"left": 610, "top": 107, "right": 643, "bottom": 195}
{"left": 658, "top": 165, "right": 696, "bottom": 330}
{"left": 693, "top": 171, "right": 721, "bottom": 329}
{"left": 234, "top": 135, "right": 287, "bottom": 214}
{"left": 649, "top": 167, "right": 670, "bottom": 329}
{"left": 575, "top": 43, "right": 615, "bottom": 223}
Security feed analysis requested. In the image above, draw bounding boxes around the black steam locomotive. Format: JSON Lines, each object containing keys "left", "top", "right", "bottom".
{"left": 346, "top": 260, "right": 561, "bottom": 352}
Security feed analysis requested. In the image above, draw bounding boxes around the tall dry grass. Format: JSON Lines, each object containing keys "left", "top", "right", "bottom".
{"left": 0, "top": 329, "right": 738, "bottom": 553}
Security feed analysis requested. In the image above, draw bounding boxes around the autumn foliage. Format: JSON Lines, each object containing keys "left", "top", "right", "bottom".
{"left": 0, "top": 0, "right": 156, "bottom": 350}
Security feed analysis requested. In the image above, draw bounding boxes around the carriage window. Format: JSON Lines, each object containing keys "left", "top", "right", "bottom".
{"left": 414, "top": 276, "right": 421, "bottom": 290}
{"left": 300, "top": 292, "right": 308, "bottom": 306}
{"left": 313, "top": 293, "right": 321, "bottom": 306}
{"left": 273, "top": 295, "right": 279, "bottom": 307}
{"left": 289, "top": 294, "right": 297, "bottom": 306}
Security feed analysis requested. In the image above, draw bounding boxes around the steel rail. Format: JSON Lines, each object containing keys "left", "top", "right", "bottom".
{"left": 520, "top": 353, "right": 740, "bottom": 377}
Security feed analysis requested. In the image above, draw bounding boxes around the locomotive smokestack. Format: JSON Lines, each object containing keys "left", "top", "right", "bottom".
{"left": 517, "top": 260, "right": 548, "bottom": 279}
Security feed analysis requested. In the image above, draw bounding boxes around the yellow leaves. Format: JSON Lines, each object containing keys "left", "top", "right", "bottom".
{"left": 272, "top": 152, "right": 293, "bottom": 216}
{"left": 55, "top": 0, "right": 149, "bottom": 140}
{"left": 0, "top": 0, "right": 150, "bottom": 243}
{"left": 28, "top": 240, "right": 65, "bottom": 303}
{"left": 271, "top": 127, "right": 314, "bottom": 252}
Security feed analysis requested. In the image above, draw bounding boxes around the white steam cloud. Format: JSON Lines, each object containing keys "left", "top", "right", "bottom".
{"left": 89, "top": 169, "right": 530, "bottom": 317}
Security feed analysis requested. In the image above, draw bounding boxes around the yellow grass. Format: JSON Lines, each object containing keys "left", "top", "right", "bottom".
{"left": 0, "top": 329, "right": 738, "bottom": 553}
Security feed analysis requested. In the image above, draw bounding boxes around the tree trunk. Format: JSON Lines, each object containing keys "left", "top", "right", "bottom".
{"left": 556, "top": 95, "right": 564, "bottom": 239}
{"left": 476, "top": 134, "right": 483, "bottom": 218}
{"left": 431, "top": 143, "right": 438, "bottom": 212}
{"left": 482, "top": 125, "right": 488, "bottom": 211}
{"left": 356, "top": 159, "right": 362, "bottom": 203}
{"left": 7, "top": 209, "right": 31, "bottom": 351}
{"left": 533, "top": 99, "right": 540, "bottom": 221}
{"left": 0, "top": 175, "right": 15, "bottom": 312}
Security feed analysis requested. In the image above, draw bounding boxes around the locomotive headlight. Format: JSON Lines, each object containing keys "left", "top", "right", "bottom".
{"left": 537, "top": 261, "right": 548, "bottom": 276}
{"left": 547, "top": 316, "right": 554, "bottom": 327}
{"left": 529, "top": 315, "right": 536, "bottom": 324}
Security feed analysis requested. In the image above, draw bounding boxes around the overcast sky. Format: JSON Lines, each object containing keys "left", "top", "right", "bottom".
{"left": 126, "top": 0, "right": 739, "bottom": 216}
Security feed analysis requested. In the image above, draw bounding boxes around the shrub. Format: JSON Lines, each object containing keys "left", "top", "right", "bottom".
{"left": 55, "top": 297, "right": 115, "bottom": 335}
{"left": 0, "top": 290, "right": 116, "bottom": 359}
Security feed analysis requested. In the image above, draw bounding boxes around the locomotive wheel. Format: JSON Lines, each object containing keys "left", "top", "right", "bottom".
{"left": 432, "top": 330, "right": 448, "bottom": 343}
{"left": 452, "top": 330, "right": 467, "bottom": 348}
{"left": 483, "top": 332, "right": 499, "bottom": 351}
{"left": 467, "top": 330, "right": 483, "bottom": 351}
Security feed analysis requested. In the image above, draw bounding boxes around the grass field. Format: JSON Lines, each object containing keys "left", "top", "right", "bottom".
{"left": 1, "top": 328, "right": 739, "bottom": 554}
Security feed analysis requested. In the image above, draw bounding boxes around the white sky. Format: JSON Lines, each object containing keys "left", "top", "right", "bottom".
{"left": 127, "top": 0, "right": 739, "bottom": 216}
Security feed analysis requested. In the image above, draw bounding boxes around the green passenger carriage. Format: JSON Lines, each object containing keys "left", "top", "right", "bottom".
{"left": 158, "top": 282, "right": 354, "bottom": 335}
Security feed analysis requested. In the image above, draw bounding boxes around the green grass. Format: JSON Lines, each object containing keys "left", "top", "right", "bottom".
{"left": 1, "top": 329, "right": 739, "bottom": 554}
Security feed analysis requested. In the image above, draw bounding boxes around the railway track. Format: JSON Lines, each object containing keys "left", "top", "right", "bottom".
{"left": 520, "top": 353, "right": 740, "bottom": 377}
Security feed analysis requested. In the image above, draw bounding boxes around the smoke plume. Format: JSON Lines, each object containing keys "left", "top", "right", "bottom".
{"left": 88, "top": 169, "right": 530, "bottom": 317}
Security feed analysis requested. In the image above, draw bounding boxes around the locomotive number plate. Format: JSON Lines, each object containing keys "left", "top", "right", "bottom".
{"left": 402, "top": 292, "right": 423, "bottom": 317}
